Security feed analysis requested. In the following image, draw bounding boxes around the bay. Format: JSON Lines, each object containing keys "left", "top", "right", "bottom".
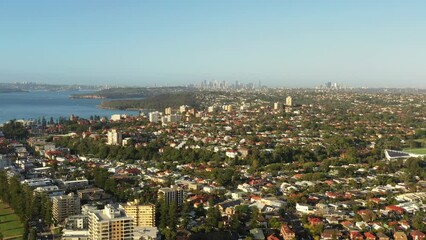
{"left": 0, "top": 90, "right": 138, "bottom": 124}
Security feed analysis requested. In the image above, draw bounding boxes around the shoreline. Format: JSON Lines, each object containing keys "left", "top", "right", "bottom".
{"left": 96, "top": 104, "right": 153, "bottom": 112}
{"left": 69, "top": 95, "right": 105, "bottom": 99}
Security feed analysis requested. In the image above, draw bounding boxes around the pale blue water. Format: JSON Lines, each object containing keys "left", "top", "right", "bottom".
{"left": 0, "top": 90, "right": 138, "bottom": 124}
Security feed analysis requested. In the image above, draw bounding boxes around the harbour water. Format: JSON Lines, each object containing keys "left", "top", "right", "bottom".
{"left": 0, "top": 90, "right": 137, "bottom": 124}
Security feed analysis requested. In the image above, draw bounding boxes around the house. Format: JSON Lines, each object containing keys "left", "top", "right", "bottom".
{"left": 238, "top": 147, "right": 250, "bottom": 158}
{"left": 280, "top": 223, "right": 295, "bottom": 240}
{"left": 217, "top": 199, "right": 242, "bottom": 214}
{"left": 341, "top": 221, "right": 354, "bottom": 230}
{"left": 350, "top": 231, "right": 364, "bottom": 240}
{"left": 400, "top": 220, "right": 410, "bottom": 230}
{"left": 249, "top": 228, "right": 265, "bottom": 240}
{"left": 321, "top": 229, "right": 341, "bottom": 240}
{"left": 308, "top": 217, "right": 323, "bottom": 225}
{"left": 386, "top": 205, "right": 404, "bottom": 215}
{"left": 376, "top": 232, "right": 389, "bottom": 240}
{"left": 296, "top": 203, "right": 314, "bottom": 214}
{"left": 364, "top": 232, "right": 376, "bottom": 240}
{"left": 225, "top": 150, "right": 238, "bottom": 158}
{"left": 393, "top": 232, "right": 408, "bottom": 240}
{"left": 411, "top": 230, "right": 426, "bottom": 240}
{"left": 267, "top": 234, "right": 280, "bottom": 240}
{"left": 384, "top": 149, "right": 411, "bottom": 160}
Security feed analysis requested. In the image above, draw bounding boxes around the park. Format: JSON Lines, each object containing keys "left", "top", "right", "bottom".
{"left": 0, "top": 201, "right": 23, "bottom": 240}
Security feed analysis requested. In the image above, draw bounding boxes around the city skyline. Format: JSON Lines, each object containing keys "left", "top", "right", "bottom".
{"left": 1, "top": 0, "right": 425, "bottom": 88}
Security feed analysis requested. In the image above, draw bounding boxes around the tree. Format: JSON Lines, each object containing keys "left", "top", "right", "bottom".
{"left": 1, "top": 120, "right": 29, "bottom": 139}
{"left": 159, "top": 199, "right": 168, "bottom": 230}
{"left": 268, "top": 218, "right": 282, "bottom": 229}
{"left": 41, "top": 194, "right": 53, "bottom": 226}
{"left": 163, "top": 228, "right": 176, "bottom": 240}
{"left": 23, "top": 222, "right": 29, "bottom": 240}
{"left": 181, "top": 202, "right": 191, "bottom": 229}
{"left": 249, "top": 206, "right": 260, "bottom": 228}
{"left": 230, "top": 214, "right": 242, "bottom": 232}
{"left": 412, "top": 210, "right": 426, "bottom": 231}
{"left": 195, "top": 203, "right": 206, "bottom": 218}
{"left": 205, "top": 206, "right": 221, "bottom": 231}
{"left": 29, "top": 228, "right": 37, "bottom": 240}
{"left": 167, "top": 202, "right": 177, "bottom": 231}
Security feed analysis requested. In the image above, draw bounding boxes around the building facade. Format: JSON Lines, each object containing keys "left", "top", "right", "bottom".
{"left": 158, "top": 186, "right": 184, "bottom": 206}
{"left": 88, "top": 204, "right": 133, "bottom": 240}
{"left": 52, "top": 193, "right": 81, "bottom": 223}
{"left": 286, "top": 96, "right": 293, "bottom": 106}
{"left": 122, "top": 200, "right": 155, "bottom": 227}
{"left": 107, "top": 129, "right": 122, "bottom": 145}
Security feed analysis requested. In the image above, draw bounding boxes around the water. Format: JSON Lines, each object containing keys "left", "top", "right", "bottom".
{"left": 0, "top": 90, "right": 138, "bottom": 124}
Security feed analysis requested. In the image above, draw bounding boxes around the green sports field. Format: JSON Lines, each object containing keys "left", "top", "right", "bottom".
{"left": 403, "top": 148, "right": 426, "bottom": 155}
{"left": 0, "top": 201, "right": 24, "bottom": 239}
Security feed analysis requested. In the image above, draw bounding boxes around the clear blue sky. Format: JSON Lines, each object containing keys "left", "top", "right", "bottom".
{"left": 0, "top": 0, "right": 425, "bottom": 88}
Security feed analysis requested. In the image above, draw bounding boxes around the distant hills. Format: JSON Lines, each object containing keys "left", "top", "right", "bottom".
{"left": 99, "top": 92, "right": 200, "bottom": 110}
{"left": 70, "top": 86, "right": 199, "bottom": 111}
{"left": 0, "top": 88, "right": 26, "bottom": 93}
{"left": 70, "top": 86, "right": 192, "bottom": 99}
{"left": 0, "top": 82, "right": 101, "bottom": 92}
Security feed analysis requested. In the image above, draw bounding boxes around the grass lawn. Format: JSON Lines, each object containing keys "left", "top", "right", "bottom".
{"left": 0, "top": 201, "right": 24, "bottom": 239}
{"left": 403, "top": 148, "right": 426, "bottom": 155}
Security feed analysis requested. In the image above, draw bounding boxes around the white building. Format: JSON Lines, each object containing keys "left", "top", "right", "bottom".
{"left": 296, "top": 203, "right": 314, "bottom": 214}
{"left": 149, "top": 112, "right": 162, "bottom": 123}
{"left": 286, "top": 96, "right": 293, "bottom": 106}
{"left": 52, "top": 193, "right": 81, "bottom": 223}
{"left": 111, "top": 114, "right": 126, "bottom": 121}
{"left": 107, "top": 129, "right": 122, "bottom": 145}
{"left": 273, "top": 102, "right": 283, "bottom": 110}
{"left": 133, "top": 226, "right": 160, "bottom": 240}
{"left": 21, "top": 178, "right": 53, "bottom": 188}
{"left": 207, "top": 106, "right": 215, "bottom": 113}
{"left": 179, "top": 105, "right": 189, "bottom": 113}
{"left": 161, "top": 114, "right": 182, "bottom": 124}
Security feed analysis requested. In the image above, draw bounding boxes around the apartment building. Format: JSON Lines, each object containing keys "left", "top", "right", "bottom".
{"left": 52, "top": 193, "right": 81, "bottom": 223}
{"left": 122, "top": 200, "right": 155, "bottom": 227}
{"left": 88, "top": 204, "right": 133, "bottom": 240}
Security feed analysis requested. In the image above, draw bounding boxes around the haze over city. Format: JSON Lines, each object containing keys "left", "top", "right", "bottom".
{"left": 1, "top": 0, "right": 425, "bottom": 88}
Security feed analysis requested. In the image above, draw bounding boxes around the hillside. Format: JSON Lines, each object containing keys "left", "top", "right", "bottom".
{"left": 71, "top": 87, "right": 192, "bottom": 99}
{"left": 99, "top": 92, "right": 200, "bottom": 110}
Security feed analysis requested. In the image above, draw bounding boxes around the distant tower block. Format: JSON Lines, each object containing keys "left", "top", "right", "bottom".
{"left": 164, "top": 107, "right": 172, "bottom": 115}
{"left": 149, "top": 111, "right": 161, "bottom": 123}
{"left": 286, "top": 96, "right": 293, "bottom": 107}
{"left": 107, "top": 129, "right": 122, "bottom": 145}
{"left": 274, "top": 102, "right": 283, "bottom": 110}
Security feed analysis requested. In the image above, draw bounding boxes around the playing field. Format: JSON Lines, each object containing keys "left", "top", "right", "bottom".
{"left": 403, "top": 148, "right": 426, "bottom": 155}
{"left": 0, "top": 201, "right": 24, "bottom": 239}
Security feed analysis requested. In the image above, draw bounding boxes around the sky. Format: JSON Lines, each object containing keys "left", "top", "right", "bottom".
{"left": 0, "top": 0, "right": 425, "bottom": 88}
